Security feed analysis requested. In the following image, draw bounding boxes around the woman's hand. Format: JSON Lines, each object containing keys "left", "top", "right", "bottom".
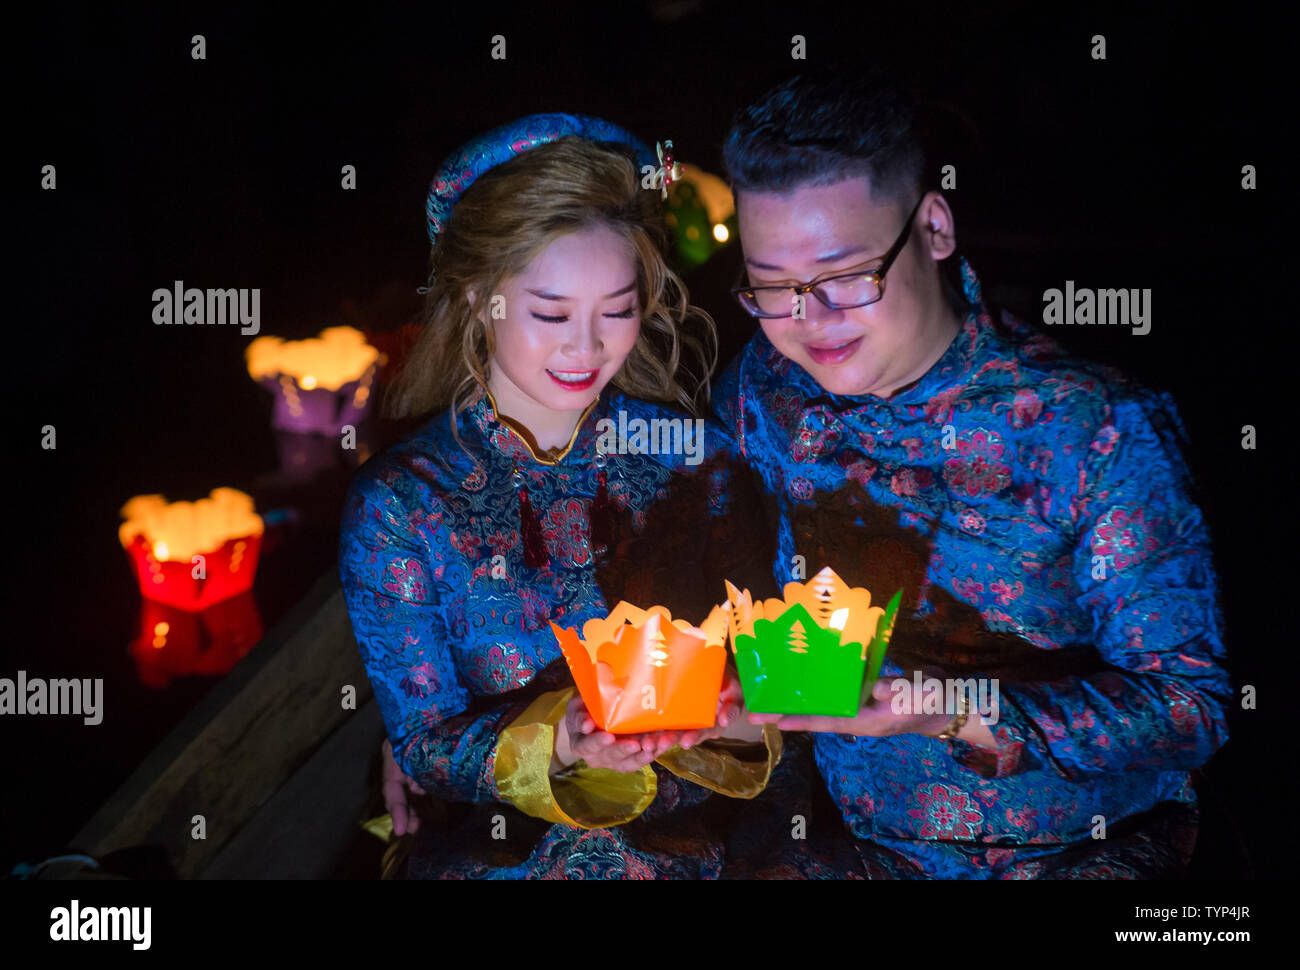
{"left": 551, "top": 668, "right": 761, "bottom": 775}
{"left": 553, "top": 693, "right": 664, "bottom": 774}
{"left": 381, "top": 738, "right": 427, "bottom": 836}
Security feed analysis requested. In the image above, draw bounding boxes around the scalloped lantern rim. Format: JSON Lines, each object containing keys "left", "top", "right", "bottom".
{"left": 244, "top": 326, "right": 380, "bottom": 390}
{"left": 118, "top": 488, "right": 265, "bottom": 564}
{"left": 550, "top": 607, "right": 728, "bottom": 733}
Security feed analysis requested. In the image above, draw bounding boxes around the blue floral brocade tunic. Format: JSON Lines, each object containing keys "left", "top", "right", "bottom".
{"left": 712, "top": 260, "right": 1231, "bottom": 878}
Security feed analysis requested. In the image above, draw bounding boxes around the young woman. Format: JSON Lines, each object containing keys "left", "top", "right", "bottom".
{"left": 338, "top": 115, "right": 860, "bottom": 878}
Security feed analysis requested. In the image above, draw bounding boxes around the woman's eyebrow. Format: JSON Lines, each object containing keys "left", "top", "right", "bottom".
{"left": 525, "top": 281, "right": 637, "bottom": 301}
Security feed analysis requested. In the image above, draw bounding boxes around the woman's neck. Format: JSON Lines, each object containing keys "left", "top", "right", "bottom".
{"left": 485, "top": 375, "right": 593, "bottom": 454}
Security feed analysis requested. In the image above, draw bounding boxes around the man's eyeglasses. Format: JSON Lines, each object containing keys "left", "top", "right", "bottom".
{"left": 732, "top": 196, "right": 924, "bottom": 319}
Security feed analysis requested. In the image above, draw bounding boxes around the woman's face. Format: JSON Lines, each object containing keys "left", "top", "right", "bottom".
{"left": 485, "top": 224, "right": 641, "bottom": 432}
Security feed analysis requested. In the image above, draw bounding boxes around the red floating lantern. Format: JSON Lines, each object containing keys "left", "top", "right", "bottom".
{"left": 118, "top": 488, "right": 264, "bottom": 611}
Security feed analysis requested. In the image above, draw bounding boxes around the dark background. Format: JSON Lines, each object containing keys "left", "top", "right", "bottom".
{"left": 6, "top": 1, "right": 1290, "bottom": 877}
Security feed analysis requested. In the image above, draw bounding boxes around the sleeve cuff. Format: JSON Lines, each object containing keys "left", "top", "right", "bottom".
{"left": 947, "top": 688, "right": 1041, "bottom": 779}
{"left": 493, "top": 687, "right": 658, "bottom": 828}
{"left": 654, "top": 724, "right": 783, "bottom": 798}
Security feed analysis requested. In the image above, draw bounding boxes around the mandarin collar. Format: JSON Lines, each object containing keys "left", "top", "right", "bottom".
{"left": 462, "top": 385, "right": 609, "bottom": 467}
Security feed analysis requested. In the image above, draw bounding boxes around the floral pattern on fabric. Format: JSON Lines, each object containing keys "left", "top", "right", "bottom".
{"left": 712, "top": 257, "right": 1230, "bottom": 877}
{"left": 340, "top": 389, "right": 834, "bottom": 877}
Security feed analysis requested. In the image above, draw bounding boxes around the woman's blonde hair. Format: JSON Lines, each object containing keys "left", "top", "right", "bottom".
{"left": 385, "top": 136, "right": 717, "bottom": 427}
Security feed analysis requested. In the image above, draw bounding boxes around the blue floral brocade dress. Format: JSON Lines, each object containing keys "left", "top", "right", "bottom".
{"left": 338, "top": 389, "right": 860, "bottom": 878}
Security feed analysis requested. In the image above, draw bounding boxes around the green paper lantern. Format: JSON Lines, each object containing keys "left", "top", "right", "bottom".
{"left": 729, "top": 584, "right": 902, "bottom": 718}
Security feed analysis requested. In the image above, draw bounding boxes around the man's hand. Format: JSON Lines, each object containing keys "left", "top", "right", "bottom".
{"left": 381, "top": 738, "right": 427, "bottom": 836}
{"left": 747, "top": 674, "right": 955, "bottom": 738}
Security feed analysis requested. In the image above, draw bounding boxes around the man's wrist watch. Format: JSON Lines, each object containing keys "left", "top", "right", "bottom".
{"left": 934, "top": 694, "right": 970, "bottom": 741}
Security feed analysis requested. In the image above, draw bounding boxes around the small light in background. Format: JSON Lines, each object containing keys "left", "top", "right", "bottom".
{"left": 245, "top": 326, "right": 379, "bottom": 435}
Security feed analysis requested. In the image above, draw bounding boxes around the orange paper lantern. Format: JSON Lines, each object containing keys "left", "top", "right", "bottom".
{"left": 551, "top": 602, "right": 728, "bottom": 733}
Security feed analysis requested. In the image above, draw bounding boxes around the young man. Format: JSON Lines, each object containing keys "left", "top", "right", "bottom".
{"left": 716, "top": 70, "right": 1230, "bottom": 878}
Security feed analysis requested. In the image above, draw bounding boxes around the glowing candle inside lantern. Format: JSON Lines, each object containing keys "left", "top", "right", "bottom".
{"left": 724, "top": 568, "right": 903, "bottom": 718}
{"left": 245, "top": 326, "right": 380, "bottom": 434}
{"left": 119, "top": 488, "right": 264, "bottom": 611}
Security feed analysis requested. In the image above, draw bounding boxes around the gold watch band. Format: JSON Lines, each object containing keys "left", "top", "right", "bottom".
{"left": 935, "top": 694, "right": 970, "bottom": 741}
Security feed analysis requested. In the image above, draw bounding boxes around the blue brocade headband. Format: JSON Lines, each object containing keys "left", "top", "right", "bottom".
{"left": 425, "top": 113, "right": 658, "bottom": 245}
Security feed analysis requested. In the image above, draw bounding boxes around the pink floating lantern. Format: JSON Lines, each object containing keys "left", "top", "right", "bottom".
{"left": 119, "top": 488, "right": 264, "bottom": 611}
{"left": 245, "top": 326, "right": 380, "bottom": 434}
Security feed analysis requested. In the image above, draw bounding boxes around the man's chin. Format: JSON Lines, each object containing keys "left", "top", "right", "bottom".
{"left": 799, "top": 360, "right": 872, "bottom": 397}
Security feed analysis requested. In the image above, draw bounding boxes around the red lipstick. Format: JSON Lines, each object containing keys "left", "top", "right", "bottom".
{"left": 546, "top": 369, "right": 599, "bottom": 391}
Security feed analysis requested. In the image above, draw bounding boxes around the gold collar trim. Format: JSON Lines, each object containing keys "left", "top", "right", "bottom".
{"left": 482, "top": 386, "right": 600, "bottom": 466}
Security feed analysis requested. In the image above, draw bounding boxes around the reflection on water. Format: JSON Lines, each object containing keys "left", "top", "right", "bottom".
{"left": 128, "top": 592, "right": 263, "bottom": 688}
{"left": 265, "top": 428, "right": 373, "bottom": 490}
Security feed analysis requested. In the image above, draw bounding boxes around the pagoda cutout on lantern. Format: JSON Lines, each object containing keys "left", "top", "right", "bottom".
{"left": 724, "top": 567, "right": 903, "bottom": 717}
{"left": 118, "top": 488, "right": 264, "bottom": 611}
{"left": 551, "top": 602, "right": 728, "bottom": 733}
{"left": 245, "top": 326, "right": 380, "bottom": 434}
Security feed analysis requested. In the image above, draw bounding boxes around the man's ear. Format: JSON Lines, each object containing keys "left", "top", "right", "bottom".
{"left": 920, "top": 191, "right": 957, "bottom": 261}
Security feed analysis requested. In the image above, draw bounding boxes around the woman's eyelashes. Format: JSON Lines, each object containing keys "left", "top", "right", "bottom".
{"left": 529, "top": 305, "right": 638, "bottom": 323}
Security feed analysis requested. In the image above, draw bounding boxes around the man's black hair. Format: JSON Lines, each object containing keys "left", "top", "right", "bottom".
{"left": 722, "top": 68, "right": 927, "bottom": 204}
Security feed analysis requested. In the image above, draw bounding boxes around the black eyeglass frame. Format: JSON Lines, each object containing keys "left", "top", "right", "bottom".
{"left": 731, "top": 195, "right": 926, "bottom": 319}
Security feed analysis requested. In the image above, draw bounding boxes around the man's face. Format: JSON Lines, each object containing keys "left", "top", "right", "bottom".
{"left": 735, "top": 176, "right": 955, "bottom": 397}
